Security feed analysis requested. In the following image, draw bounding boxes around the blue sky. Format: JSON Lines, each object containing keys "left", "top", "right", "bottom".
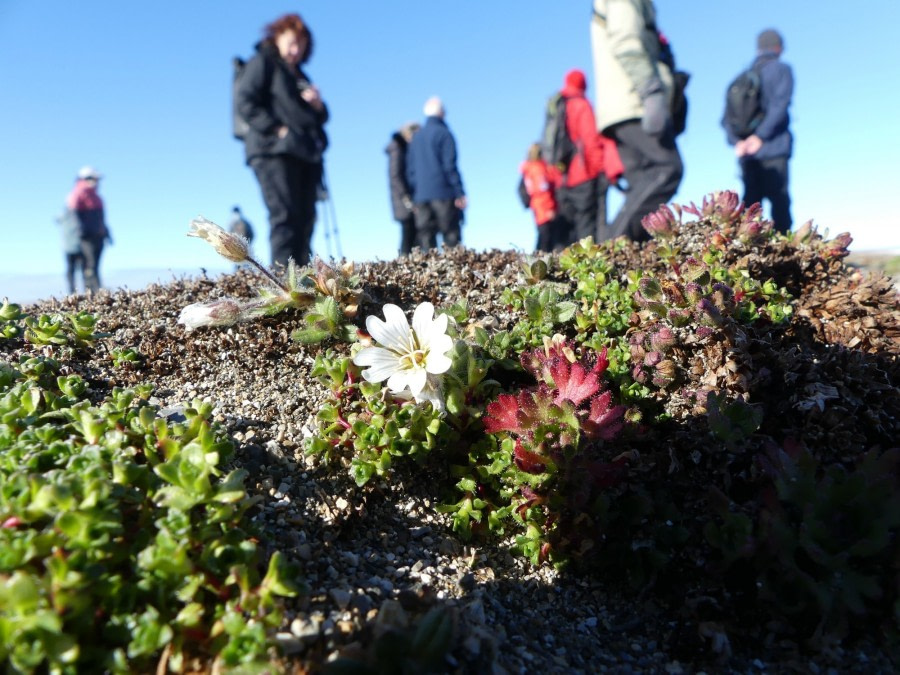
{"left": 2, "top": 1, "right": 899, "bottom": 301}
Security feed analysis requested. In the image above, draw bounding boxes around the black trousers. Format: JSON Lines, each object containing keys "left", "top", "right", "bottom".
{"left": 65, "top": 253, "right": 84, "bottom": 294}
{"left": 72, "top": 237, "right": 104, "bottom": 293}
{"left": 558, "top": 177, "right": 599, "bottom": 246}
{"left": 596, "top": 174, "right": 610, "bottom": 237}
{"left": 251, "top": 155, "right": 320, "bottom": 267}
{"left": 398, "top": 215, "right": 416, "bottom": 255}
{"left": 603, "top": 120, "right": 683, "bottom": 243}
{"left": 535, "top": 217, "right": 557, "bottom": 253}
{"left": 413, "top": 199, "right": 461, "bottom": 250}
{"left": 741, "top": 156, "right": 792, "bottom": 234}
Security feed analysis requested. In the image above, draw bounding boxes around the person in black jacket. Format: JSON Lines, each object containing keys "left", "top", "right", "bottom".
{"left": 236, "top": 13, "right": 328, "bottom": 267}
{"left": 385, "top": 122, "right": 420, "bottom": 256}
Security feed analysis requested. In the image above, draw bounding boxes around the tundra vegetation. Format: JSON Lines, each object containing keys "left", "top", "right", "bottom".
{"left": 1, "top": 192, "right": 898, "bottom": 672}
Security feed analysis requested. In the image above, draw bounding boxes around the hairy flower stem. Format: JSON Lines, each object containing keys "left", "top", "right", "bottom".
{"left": 247, "top": 257, "right": 290, "bottom": 294}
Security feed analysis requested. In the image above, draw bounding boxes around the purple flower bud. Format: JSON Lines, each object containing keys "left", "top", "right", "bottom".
{"left": 641, "top": 204, "right": 678, "bottom": 238}
{"left": 737, "top": 216, "right": 770, "bottom": 244}
{"left": 643, "top": 351, "right": 663, "bottom": 367}
{"left": 824, "top": 232, "right": 853, "bottom": 258}
{"left": 701, "top": 191, "right": 743, "bottom": 225}
{"left": 650, "top": 327, "right": 676, "bottom": 352}
{"left": 792, "top": 220, "right": 814, "bottom": 244}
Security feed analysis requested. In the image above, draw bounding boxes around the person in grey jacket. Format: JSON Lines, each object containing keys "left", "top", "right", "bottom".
{"left": 385, "top": 122, "right": 420, "bottom": 255}
{"left": 405, "top": 97, "right": 467, "bottom": 250}
{"left": 725, "top": 29, "right": 794, "bottom": 234}
{"left": 236, "top": 13, "right": 328, "bottom": 267}
{"left": 590, "top": 0, "right": 683, "bottom": 243}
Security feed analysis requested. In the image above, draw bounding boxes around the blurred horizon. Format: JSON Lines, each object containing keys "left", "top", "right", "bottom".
{"left": 5, "top": 237, "right": 899, "bottom": 307}
{"left": 1, "top": 267, "right": 229, "bottom": 306}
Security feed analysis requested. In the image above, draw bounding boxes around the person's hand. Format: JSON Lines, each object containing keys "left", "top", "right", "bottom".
{"left": 277, "top": 125, "right": 289, "bottom": 139}
{"left": 641, "top": 90, "right": 670, "bottom": 136}
{"left": 742, "top": 134, "right": 763, "bottom": 156}
{"left": 454, "top": 196, "right": 467, "bottom": 210}
{"left": 301, "top": 85, "right": 324, "bottom": 112}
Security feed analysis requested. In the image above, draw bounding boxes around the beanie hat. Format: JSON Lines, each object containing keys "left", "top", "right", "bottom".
{"left": 564, "top": 69, "right": 587, "bottom": 92}
{"left": 757, "top": 29, "right": 783, "bottom": 51}
{"left": 77, "top": 165, "right": 102, "bottom": 180}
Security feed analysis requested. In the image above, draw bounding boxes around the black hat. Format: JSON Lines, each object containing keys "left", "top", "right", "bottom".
{"left": 757, "top": 29, "right": 783, "bottom": 51}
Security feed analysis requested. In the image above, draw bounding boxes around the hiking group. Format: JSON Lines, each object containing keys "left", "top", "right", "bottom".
{"left": 517, "top": 0, "right": 794, "bottom": 253}
{"left": 60, "top": 2, "right": 794, "bottom": 292}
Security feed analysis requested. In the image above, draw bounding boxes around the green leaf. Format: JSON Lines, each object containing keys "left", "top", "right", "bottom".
{"left": 260, "top": 551, "right": 302, "bottom": 598}
{"left": 292, "top": 327, "right": 332, "bottom": 344}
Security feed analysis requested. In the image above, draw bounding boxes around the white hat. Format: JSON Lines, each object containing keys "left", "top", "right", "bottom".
{"left": 77, "top": 165, "right": 102, "bottom": 180}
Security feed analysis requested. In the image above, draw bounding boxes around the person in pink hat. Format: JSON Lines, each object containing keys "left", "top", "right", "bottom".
{"left": 64, "top": 165, "right": 112, "bottom": 293}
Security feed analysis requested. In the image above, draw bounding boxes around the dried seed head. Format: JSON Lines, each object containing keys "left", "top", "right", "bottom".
{"left": 187, "top": 216, "right": 250, "bottom": 263}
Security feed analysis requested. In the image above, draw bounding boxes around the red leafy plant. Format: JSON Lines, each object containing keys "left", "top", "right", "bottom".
{"left": 482, "top": 335, "right": 628, "bottom": 562}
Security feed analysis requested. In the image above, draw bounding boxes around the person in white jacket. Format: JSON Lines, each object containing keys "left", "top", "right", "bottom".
{"left": 591, "top": 0, "right": 683, "bottom": 242}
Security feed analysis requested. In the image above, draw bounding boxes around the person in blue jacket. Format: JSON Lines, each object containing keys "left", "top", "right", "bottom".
{"left": 726, "top": 29, "right": 794, "bottom": 233}
{"left": 405, "top": 97, "right": 467, "bottom": 250}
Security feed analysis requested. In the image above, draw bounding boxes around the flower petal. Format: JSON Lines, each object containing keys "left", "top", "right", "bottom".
{"left": 386, "top": 369, "right": 413, "bottom": 394}
{"left": 411, "top": 302, "right": 435, "bottom": 340}
{"left": 353, "top": 346, "right": 401, "bottom": 383}
{"left": 425, "top": 351, "right": 452, "bottom": 374}
{"left": 414, "top": 379, "right": 445, "bottom": 412}
{"left": 428, "top": 333, "right": 454, "bottom": 358}
{"left": 367, "top": 304, "right": 412, "bottom": 353}
{"left": 405, "top": 367, "right": 428, "bottom": 396}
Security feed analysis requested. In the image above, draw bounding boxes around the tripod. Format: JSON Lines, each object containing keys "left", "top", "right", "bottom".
{"left": 317, "top": 167, "right": 343, "bottom": 260}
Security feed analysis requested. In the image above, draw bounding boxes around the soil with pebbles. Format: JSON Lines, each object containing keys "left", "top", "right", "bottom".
{"left": 15, "top": 244, "right": 900, "bottom": 674}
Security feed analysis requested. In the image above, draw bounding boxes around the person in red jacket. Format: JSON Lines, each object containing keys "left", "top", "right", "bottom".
{"left": 556, "top": 69, "right": 623, "bottom": 246}
{"left": 519, "top": 143, "right": 563, "bottom": 252}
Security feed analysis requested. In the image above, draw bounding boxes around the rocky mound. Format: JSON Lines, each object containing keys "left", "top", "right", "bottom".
{"left": 6, "top": 194, "right": 900, "bottom": 673}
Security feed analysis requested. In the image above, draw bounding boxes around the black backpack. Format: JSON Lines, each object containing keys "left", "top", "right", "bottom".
{"left": 232, "top": 56, "right": 249, "bottom": 141}
{"left": 723, "top": 64, "right": 764, "bottom": 139}
{"left": 657, "top": 33, "right": 690, "bottom": 137}
{"left": 541, "top": 93, "right": 577, "bottom": 172}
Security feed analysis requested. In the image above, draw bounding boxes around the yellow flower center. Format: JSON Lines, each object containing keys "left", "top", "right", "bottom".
{"left": 400, "top": 349, "right": 427, "bottom": 370}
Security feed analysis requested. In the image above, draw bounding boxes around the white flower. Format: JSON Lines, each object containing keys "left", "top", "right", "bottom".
{"left": 187, "top": 216, "right": 250, "bottom": 263}
{"left": 353, "top": 302, "right": 453, "bottom": 409}
{"left": 178, "top": 299, "right": 242, "bottom": 331}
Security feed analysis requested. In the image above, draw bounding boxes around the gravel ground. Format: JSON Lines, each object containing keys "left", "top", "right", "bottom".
{"left": 17, "top": 245, "right": 898, "bottom": 674}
